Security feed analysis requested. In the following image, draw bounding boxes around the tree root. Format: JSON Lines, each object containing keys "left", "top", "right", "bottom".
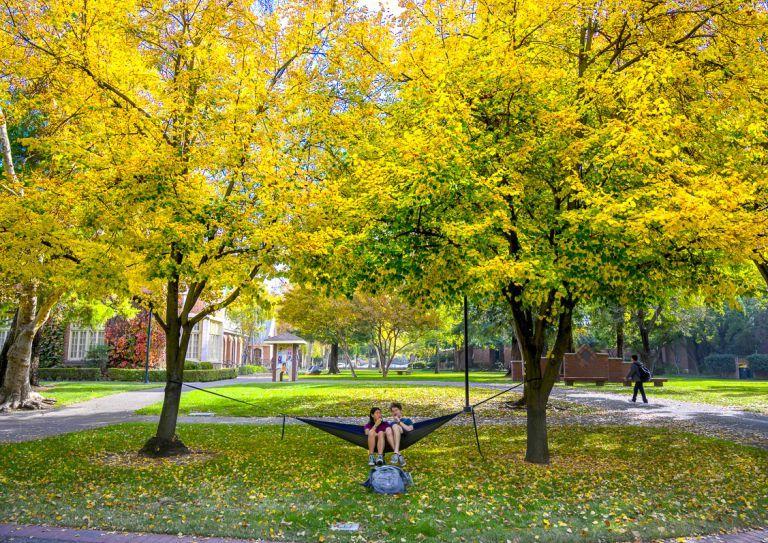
{"left": 140, "top": 435, "right": 191, "bottom": 458}
{"left": 0, "top": 389, "right": 56, "bottom": 412}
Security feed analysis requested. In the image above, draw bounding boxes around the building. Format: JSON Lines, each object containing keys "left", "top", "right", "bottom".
{"left": 58, "top": 306, "right": 247, "bottom": 368}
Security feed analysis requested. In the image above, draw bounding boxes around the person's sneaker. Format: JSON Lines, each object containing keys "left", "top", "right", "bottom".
{"left": 398, "top": 454, "right": 407, "bottom": 467}
{"left": 375, "top": 454, "right": 384, "bottom": 466}
{"left": 368, "top": 454, "right": 376, "bottom": 466}
{"left": 629, "top": 399, "right": 636, "bottom": 403}
{"left": 389, "top": 454, "right": 400, "bottom": 465}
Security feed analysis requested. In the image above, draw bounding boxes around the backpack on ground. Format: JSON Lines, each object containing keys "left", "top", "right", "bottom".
{"left": 363, "top": 465, "right": 413, "bottom": 495}
{"left": 639, "top": 364, "right": 652, "bottom": 382}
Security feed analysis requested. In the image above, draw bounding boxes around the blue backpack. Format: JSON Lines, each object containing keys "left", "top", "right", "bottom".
{"left": 363, "top": 466, "right": 413, "bottom": 494}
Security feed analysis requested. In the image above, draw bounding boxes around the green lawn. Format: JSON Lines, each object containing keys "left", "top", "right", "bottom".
{"left": 301, "top": 369, "right": 510, "bottom": 383}
{"left": 135, "top": 381, "right": 589, "bottom": 419}
{"left": 0, "top": 423, "right": 765, "bottom": 542}
{"left": 38, "top": 381, "right": 158, "bottom": 407}
{"left": 557, "top": 376, "right": 768, "bottom": 414}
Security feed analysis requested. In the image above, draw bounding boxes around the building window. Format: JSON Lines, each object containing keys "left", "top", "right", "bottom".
{"left": 187, "top": 322, "right": 200, "bottom": 360}
{"left": 67, "top": 327, "right": 105, "bottom": 361}
{"left": 209, "top": 321, "right": 222, "bottom": 362}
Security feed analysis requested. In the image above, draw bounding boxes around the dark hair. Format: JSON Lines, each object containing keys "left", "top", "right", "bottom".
{"left": 368, "top": 407, "right": 381, "bottom": 426}
{"left": 631, "top": 354, "right": 639, "bottom": 361}
{"left": 390, "top": 402, "right": 402, "bottom": 411}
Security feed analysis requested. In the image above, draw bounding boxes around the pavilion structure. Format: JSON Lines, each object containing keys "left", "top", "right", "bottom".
{"left": 264, "top": 332, "right": 307, "bottom": 382}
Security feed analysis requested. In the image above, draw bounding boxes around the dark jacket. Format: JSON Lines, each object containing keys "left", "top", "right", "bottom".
{"left": 626, "top": 361, "right": 643, "bottom": 381}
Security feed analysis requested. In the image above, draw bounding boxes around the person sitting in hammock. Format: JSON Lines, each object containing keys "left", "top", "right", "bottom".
{"left": 389, "top": 402, "right": 414, "bottom": 466}
{"left": 364, "top": 407, "right": 393, "bottom": 466}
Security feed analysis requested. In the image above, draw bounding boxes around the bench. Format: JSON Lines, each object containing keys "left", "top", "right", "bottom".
{"left": 564, "top": 377, "right": 608, "bottom": 386}
{"left": 395, "top": 369, "right": 412, "bottom": 375}
{"left": 623, "top": 378, "right": 668, "bottom": 387}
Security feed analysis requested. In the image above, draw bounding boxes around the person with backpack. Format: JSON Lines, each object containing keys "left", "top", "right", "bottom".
{"left": 627, "top": 354, "right": 650, "bottom": 403}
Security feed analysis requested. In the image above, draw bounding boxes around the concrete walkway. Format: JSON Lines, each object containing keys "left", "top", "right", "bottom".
{"left": 0, "top": 523, "right": 766, "bottom": 543}
{"left": 0, "top": 376, "right": 271, "bottom": 443}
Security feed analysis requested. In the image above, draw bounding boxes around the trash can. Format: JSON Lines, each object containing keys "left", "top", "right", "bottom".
{"left": 738, "top": 367, "right": 753, "bottom": 379}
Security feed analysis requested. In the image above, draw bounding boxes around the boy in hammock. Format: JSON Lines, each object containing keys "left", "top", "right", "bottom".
{"left": 389, "top": 402, "right": 414, "bottom": 466}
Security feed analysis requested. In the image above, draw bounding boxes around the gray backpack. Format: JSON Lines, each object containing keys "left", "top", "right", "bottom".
{"left": 363, "top": 465, "right": 413, "bottom": 494}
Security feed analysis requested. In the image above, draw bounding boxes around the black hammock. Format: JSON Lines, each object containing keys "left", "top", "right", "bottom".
{"left": 280, "top": 381, "right": 524, "bottom": 455}
{"left": 289, "top": 412, "right": 461, "bottom": 453}
{"left": 172, "top": 380, "right": 524, "bottom": 456}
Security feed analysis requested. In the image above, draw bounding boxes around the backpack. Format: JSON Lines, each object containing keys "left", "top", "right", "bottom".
{"left": 638, "top": 363, "right": 652, "bottom": 382}
{"left": 363, "top": 465, "right": 413, "bottom": 495}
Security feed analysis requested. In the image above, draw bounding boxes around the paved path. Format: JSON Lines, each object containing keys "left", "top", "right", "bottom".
{"left": 0, "top": 524, "right": 263, "bottom": 542}
{"left": 0, "top": 376, "right": 271, "bottom": 443}
{"left": 1, "top": 377, "right": 767, "bottom": 449}
{"left": 1, "top": 523, "right": 766, "bottom": 543}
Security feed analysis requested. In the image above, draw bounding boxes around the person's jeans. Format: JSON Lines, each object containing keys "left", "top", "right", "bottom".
{"left": 632, "top": 381, "right": 648, "bottom": 403}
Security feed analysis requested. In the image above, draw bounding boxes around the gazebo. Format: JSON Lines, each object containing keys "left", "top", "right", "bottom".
{"left": 264, "top": 332, "right": 307, "bottom": 382}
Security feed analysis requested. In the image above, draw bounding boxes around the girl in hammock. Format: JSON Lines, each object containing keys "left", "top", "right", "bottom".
{"left": 364, "top": 407, "right": 394, "bottom": 466}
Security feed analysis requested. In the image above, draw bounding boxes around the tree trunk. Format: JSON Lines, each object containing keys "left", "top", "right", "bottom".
{"left": 0, "top": 284, "right": 55, "bottom": 411}
{"left": 29, "top": 326, "right": 42, "bottom": 387}
{"left": 0, "top": 309, "right": 19, "bottom": 389}
{"left": 341, "top": 343, "right": 357, "bottom": 377}
{"left": 328, "top": 342, "right": 340, "bottom": 374}
{"left": 616, "top": 317, "right": 624, "bottom": 359}
{"left": 141, "top": 277, "right": 191, "bottom": 457}
{"left": 525, "top": 384, "right": 549, "bottom": 464}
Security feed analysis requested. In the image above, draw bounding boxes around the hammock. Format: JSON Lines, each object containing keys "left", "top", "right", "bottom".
{"left": 289, "top": 412, "right": 462, "bottom": 453}
{"left": 172, "top": 379, "right": 525, "bottom": 457}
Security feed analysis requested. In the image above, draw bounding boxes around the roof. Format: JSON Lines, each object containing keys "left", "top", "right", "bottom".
{"left": 264, "top": 332, "right": 307, "bottom": 345}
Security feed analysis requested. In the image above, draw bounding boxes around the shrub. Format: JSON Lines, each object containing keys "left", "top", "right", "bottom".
{"left": 411, "top": 361, "right": 426, "bottom": 369}
{"left": 746, "top": 354, "right": 768, "bottom": 373}
{"left": 106, "top": 368, "right": 237, "bottom": 382}
{"left": 105, "top": 312, "right": 165, "bottom": 369}
{"left": 185, "top": 361, "right": 214, "bottom": 370}
{"left": 84, "top": 344, "right": 111, "bottom": 376}
{"left": 38, "top": 367, "right": 102, "bottom": 381}
{"left": 699, "top": 354, "right": 737, "bottom": 375}
{"left": 239, "top": 364, "right": 266, "bottom": 375}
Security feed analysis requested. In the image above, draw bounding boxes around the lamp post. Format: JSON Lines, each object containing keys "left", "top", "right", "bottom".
{"left": 463, "top": 294, "right": 470, "bottom": 412}
{"left": 144, "top": 305, "right": 153, "bottom": 384}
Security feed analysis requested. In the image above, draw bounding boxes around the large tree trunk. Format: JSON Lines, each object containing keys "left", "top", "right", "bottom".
{"left": 0, "top": 309, "right": 19, "bottom": 389}
{"left": 328, "top": 342, "right": 340, "bottom": 374}
{"left": 141, "top": 278, "right": 191, "bottom": 457}
{"left": 0, "top": 284, "right": 55, "bottom": 411}
{"left": 507, "top": 286, "right": 574, "bottom": 465}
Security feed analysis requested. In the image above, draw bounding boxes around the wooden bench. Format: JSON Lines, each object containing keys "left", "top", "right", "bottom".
{"left": 623, "top": 378, "right": 668, "bottom": 387}
{"left": 564, "top": 377, "right": 608, "bottom": 386}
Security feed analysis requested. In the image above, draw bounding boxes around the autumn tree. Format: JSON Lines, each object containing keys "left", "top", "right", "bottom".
{"left": 305, "top": 0, "right": 764, "bottom": 463}
{"left": 2, "top": 0, "right": 371, "bottom": 453}
{"left": 356, "top": 293, "right": 441, "bottom": 377}
{"left": 279, "top": 286, "right": 365, "bottom": 375}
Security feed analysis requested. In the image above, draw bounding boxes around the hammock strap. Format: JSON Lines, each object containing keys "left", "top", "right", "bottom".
{"left": 168, "top": 380, "right": 262, "bottom": 409}
{"left": 471, "top": 408, "right": 484, "bottom": 459}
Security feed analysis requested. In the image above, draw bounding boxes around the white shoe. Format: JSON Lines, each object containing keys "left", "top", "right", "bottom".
{"left": 368, "top": 454, "right": 376, "bottom": 466}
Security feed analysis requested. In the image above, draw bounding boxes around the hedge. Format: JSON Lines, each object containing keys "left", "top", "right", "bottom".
{"left": 699, "top": 354, "right": 737, "bottom": 375}
{"left": 238, "top": 364, "right": 266, "bottom": 375}
{"left": 106, "top": 368, "right": 238, "bottom": 382}
{"left": 746, "top": 354, "right": 768, "bottom": 373}
{"left": 411, "top": 361, "right": 426, "bottom": 369}
{"left": 185, "top": 361, "right": 214, "bottom": 370}
{"left": 38, "top": 367, "right": 102, "bottom": 381}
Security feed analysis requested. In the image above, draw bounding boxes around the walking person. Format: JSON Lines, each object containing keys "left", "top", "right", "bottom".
{"left": 627, "top": 354, "right": 649, "bottom": 404}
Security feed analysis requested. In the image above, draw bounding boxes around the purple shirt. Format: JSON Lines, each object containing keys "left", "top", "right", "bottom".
{"left": 365, "top": 421, "right": 390, "bottom": 433}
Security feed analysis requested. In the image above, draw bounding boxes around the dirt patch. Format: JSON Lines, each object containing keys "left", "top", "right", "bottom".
{"left": 97, "top": 450, "right": 217, "bottom": 469}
